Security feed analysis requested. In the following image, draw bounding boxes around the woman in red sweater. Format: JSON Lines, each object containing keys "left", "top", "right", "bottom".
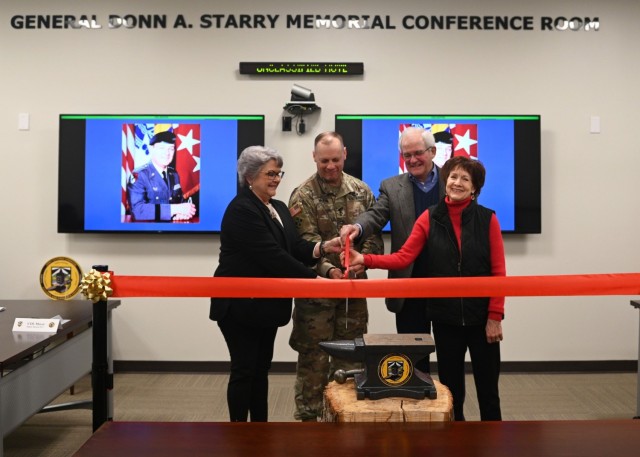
{"left": 349, "top": 156, "right": 506, "bottom": 421}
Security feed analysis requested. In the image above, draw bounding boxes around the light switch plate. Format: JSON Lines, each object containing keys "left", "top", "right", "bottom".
{"left": 18, "top": 113, "right": 30, "bottom": 131}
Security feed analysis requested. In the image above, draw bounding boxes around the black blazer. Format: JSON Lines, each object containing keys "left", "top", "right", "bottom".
{"left": 210, "top": 187, "right": 318, "bottom": 327}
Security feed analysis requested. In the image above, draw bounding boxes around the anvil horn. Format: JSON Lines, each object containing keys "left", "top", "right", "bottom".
{"left": 318, "top": 338, "right": 364, "bottom": 362}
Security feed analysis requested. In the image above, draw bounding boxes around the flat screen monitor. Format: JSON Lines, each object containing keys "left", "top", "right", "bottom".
{"left": 58, "top": 114, "right": 265, "bottom": 233}
{"left": 335, "top": 114, "right": 541, "bottom": 234}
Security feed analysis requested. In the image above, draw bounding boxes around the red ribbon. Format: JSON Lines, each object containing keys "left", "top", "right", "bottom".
{"left": 107, "top": 273, "right": 640, "bottom": 298}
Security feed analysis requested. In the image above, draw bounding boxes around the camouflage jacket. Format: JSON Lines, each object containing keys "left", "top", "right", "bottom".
{"left": 289, "top": 173, "right": 384, "bottom": 277}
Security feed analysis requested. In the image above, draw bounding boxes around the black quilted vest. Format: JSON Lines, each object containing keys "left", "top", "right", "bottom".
{"left": 421, "top": 199, "right": 494, "bottom": 326}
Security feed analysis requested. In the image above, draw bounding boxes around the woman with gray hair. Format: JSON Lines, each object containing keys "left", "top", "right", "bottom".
{"left": 210, "top": 145, "right": 341, "bottom": 422}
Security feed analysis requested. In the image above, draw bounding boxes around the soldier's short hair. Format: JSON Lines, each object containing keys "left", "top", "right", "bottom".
{"left": 314, "top": 131, "right": 344, "bottom": 150}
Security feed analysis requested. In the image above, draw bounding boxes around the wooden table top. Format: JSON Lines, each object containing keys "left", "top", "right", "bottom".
{"left": 74, "top": 420, "right": 640, "bottom": 457}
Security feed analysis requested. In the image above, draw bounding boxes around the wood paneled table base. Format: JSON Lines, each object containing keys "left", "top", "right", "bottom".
{"left": 74, "top": 420, "right": 640, "bottom": 457}
{"left": 323, "top": 379, "right": 453, "bottom": 422}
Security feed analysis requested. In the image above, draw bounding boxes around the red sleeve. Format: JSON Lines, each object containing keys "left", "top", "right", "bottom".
{"left": 364, "top": 211, "right": 506, "bottom": 321}
{"left": 364, "top": 210, "right": 431, "bottom": 270}
{"left": 488, "top": 214, "right": 506, "bottom": 321}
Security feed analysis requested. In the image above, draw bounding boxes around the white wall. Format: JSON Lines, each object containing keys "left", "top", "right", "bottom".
{"left": 1, "top": 0, "right": 638, "bottom": 363}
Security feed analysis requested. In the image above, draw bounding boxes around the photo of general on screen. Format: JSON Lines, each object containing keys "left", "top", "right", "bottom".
{"left": 58, "top": 114, "right": 263, "bottom": 234}
{"left": 121, "top": 123, "right": 200, "bottom": 223}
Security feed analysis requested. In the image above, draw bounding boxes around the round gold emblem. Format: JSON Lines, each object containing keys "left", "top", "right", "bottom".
{"left": 40, "top": 257, "right": 83, "bottom": 300}
{"left": 378, "top": 353, "right": 413, "bottom": 387}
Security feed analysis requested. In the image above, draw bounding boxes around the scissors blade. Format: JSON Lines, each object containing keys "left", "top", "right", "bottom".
{"left": 345, "top": 297, "right": 349, "bottom": 329}
{"left": 343, "top": 237, "right": 351, "bottom": 328}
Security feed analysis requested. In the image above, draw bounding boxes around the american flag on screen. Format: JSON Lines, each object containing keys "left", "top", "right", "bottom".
{"left": 120, "top": 123, "right": 201, "bottom": 220}
{"left": 398, "top": 123, "right": 412, "bottom": 173}
{"left": 121, "top": 126, "right": 132, "bottom": 218}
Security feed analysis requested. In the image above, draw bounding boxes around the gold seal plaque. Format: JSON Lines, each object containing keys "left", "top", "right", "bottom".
{"left": 378, "top": 353, "right": 413, "bottom": 387}
{"left": 40, "top": 257, "right": 83, "bottom": 300}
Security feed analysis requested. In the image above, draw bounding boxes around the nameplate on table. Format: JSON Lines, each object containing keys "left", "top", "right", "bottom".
{"left": 12, "top": 317, "right": 60, "bottom": 333}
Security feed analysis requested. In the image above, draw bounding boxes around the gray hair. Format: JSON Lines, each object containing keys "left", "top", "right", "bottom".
{"left": 398, "top": 127, "right": 436, "bottom": 151}
{"left": 237, "top": 146, "right": 284, "bottom": 187}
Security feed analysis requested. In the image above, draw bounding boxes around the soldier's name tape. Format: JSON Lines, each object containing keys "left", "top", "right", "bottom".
{"left": 102, "top": 273, "right": 640, "bottom": 298}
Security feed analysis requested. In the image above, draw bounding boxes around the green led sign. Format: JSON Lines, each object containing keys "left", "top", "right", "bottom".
{"left": 239, "top": 62, "right": 363, "bottom": 76}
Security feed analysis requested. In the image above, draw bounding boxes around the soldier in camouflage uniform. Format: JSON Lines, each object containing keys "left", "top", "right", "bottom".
{"left": 288, "top": 131, "right": 383, "bottom": 421}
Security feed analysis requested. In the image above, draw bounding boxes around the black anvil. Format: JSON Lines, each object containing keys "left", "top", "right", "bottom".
{"left": 320, "top": 333, "right": 437, "bottom": 400}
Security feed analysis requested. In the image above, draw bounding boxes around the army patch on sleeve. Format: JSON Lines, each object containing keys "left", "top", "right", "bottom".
{"left": 289, "top": 204, "right": 302, "bottom": 218}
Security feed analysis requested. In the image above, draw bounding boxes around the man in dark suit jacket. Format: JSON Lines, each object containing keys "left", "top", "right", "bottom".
{"left": 340, "top": 127, "right": 445, "bottom": 372}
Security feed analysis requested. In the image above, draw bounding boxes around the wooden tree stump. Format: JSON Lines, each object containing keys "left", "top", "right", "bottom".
{"left": 322, "top": 379, "right": 453, "bottom": 422}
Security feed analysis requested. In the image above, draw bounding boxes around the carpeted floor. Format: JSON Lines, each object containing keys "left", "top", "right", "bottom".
{"left": 3, "top": 371, "right": 637, "bottom": 456}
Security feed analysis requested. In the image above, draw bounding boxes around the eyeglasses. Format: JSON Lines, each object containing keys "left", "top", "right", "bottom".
{"left": 265, "top": 171, "right": 285, "bottom": 180}
{"left": 401, "top": 146, "right": 434, "bottom": 161}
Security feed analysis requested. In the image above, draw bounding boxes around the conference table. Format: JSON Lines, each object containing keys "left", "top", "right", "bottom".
{"left": 74, "top": 420, "right": 640, "bottom": 457}
{"left": 0, "top": 299, "right": 119, "bottom": 457}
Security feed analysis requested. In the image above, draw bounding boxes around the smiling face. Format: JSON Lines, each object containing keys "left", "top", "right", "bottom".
{"left": 446, "top": 166, "right": 476, "bottom": 201}
{"left": 400, "top": 129, "right": 436, "bottom": 182}
{"left": 313, "top": 135, "right": 346, "bottom": 186}
{"left": 249, "top": 159, "right": 283, "bottom": 204}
